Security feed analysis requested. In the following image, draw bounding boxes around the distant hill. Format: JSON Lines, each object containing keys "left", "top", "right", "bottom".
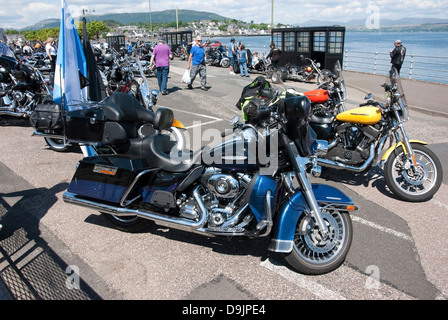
{"left": 22, "top": 9, "right": 231, "bottom": 30}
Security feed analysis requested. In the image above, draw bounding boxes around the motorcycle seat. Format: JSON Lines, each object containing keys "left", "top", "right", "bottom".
{"left": 121, "top": 107, "right": 202, "bottom": 173}
{"left": 102, "top": 92, "right": 155, "bottom": 124}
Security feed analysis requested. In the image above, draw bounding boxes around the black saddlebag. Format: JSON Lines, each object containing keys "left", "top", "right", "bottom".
{"left": 64, "top": 106, "right": 130, "bottom": 145}
{"left": 64, "top": 107, "right": 107, "bottom": 144}
{"left": 30, "top": 102, "right": 63, "bottom": 131}
{"left": 67, "top": 154, "right": 152, "bottom": 203}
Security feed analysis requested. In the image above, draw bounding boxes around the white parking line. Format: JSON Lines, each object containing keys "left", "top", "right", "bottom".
{"left": 159, "top": 107, "right": 223, "bottom": 129}
{"left": 260, "top": 259, "right": 347, "bottom": 300}
{"left": 351, "top": 216, "right": 413, "bottom": 242}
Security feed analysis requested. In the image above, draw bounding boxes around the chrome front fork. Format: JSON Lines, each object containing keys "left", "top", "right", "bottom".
{"left": 282, "top": 135, "right": 329, "bottom": 238}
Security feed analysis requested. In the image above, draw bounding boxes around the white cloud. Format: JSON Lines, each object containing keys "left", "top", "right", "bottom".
{"left": 0, "top": 0, "right": 447, "bottom": 29}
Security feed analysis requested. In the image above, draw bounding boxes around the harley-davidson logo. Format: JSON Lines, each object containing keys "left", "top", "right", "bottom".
{"left": 93, "top": 164, "right": 118, "bottom": 176}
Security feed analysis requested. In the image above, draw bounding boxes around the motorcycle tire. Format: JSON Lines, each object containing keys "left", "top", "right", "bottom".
{"left": 101, "top": 213, "right": 152, "bottom": 233}
{"left": 221, "top": 59, "right": 230, "bottom": 68}
{"left": 284, "top": 209, "right": 353, "bottom": 275}
{"left": 45, "top": 137, "right": 75, "bottom": 152}
{"left": 318, "top": 69, "right": 332, "bottom": 85}
{"left": 384, "top": 143, "right": 443, "bottom": 202}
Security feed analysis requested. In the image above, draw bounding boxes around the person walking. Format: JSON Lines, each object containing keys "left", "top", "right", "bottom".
{"left": 150, "top": 37, "right": 173, "bottom": 95}
{"left": 228, "top": 38, "right": 236, "bottom": 75}
{"left": 237, "top": 44, "right": 249, "bottom": 77}
{"left": 390, "top": 39, "right": 406, "bottom": 74}
{"left": 187, "top": 35, "right": 207, "bottom": 91}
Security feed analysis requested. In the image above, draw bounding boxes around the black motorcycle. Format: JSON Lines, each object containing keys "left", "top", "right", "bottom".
{"left": 61, "top": 90, "right": 356, "bottom": 275}
{"left": 0, "top": 56, "right": 52, "bottom": 118}
{"left": 205, "top": 47, "right": 230, "bottom": 68}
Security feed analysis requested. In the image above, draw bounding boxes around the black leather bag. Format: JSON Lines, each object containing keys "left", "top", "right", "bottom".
{"left": 29, "top": 102, "right": 63, "bottom": 130}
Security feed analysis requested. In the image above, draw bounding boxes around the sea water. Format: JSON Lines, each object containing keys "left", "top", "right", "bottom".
{"left": 209, "top": 32, "right": 448, "bottom": 83}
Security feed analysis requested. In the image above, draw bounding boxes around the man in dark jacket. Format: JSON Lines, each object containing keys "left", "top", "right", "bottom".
{"left": 390, "top": 40, "right": 406, "bottom": 74}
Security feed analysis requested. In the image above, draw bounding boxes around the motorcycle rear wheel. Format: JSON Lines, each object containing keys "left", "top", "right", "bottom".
{"left": 384, "top": 143, "right": 443, "bottom": 202}
{"left": 101, "top": 213, "right": 152, "bottom": 233}
{"left": 284, "top": 209, "right": 352, "bottom": 275}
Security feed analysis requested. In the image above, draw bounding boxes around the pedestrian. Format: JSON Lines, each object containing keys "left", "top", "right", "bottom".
{"left": 267, "top": 42, "right": 281, "bottom": 69}
{"left": 390, "top": 39, "right": 406, "bottom": 74}
{"left": 126, "top": 40, "right": 133, "bottom": 57}
{"left": 237, "top": 44, "right": 249, "bottom": 77}
{"left": 187, "top": 35, "right": 207, "bottom": 91}
{"left": 45, "top": 37, "right": 57, "bottom": 72}
{"left": 228, "top": 38, "right": 236, "bottom": 75}
{"left": 150, "top": 37, "right": 173, "bottom": 95}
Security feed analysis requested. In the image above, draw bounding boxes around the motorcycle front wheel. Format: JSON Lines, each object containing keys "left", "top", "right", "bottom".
{"left": 284, "top": 209, "right": 353, "bottom": 275}
{"left": 384, "top": 143, "right": 443, "bottom": 202}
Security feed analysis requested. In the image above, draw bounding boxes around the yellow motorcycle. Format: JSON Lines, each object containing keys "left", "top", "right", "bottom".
{"left": 309, "top": 68, "right": 443, "bottom": 202}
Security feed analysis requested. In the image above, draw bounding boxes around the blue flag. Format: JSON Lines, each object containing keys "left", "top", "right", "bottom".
{"left": 53, "top": 0, "right": 87, "bottom": 110}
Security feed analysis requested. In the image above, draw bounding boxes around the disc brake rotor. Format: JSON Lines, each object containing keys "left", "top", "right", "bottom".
{"left": 401, "top": 159, "right": 428, "bottom": 186}
{"left": 303, "top": 212, "right": 339, "bottom": 254}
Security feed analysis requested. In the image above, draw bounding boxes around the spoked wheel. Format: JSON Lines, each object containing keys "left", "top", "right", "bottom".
{"left": 384, "top": 143, "right": 443, "bottom": 202}
{"left": 284, "top": 209, "right": 353, "bottom": 275}
{"left": 101, "top": 213, "right": 152, "bottom": 233}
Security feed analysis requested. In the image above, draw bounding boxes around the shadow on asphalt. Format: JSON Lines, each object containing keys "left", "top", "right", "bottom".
{"left": 0, "top": 177, "right": 102, "bottom": 300}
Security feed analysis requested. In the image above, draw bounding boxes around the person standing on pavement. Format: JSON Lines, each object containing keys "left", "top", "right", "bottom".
{"left": 45, "top": 37, "right": 57, "bottom": 73}
{"left": 267, "top": 42, "right": 281, "bottom": 69}
{"left": 150, "top": 37, "right": 173, "bottom": 95}
{"left": 237, "top": 44, "right": 249, "bottom": 77}
{"left": 390, "top": 39, "right": 406, "bottom": 74}
{"left": 228, "top": 38, "right": 236, "bottom": 75}
{"left": 187, "top": 35, "right": 207, "bottom": 91}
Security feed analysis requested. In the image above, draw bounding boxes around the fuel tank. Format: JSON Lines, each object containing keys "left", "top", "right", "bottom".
{"left": 336, "top": 106, "right": 381, "bottom": 125}
{"left": 202, "top": 137, "right": 260, "bottom": 172}
{"left": 303, "top": 89, "right": 328, "bottom": 104}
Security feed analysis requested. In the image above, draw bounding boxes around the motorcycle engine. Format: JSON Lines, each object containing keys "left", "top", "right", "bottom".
{"left": 327, "top": 123, "right": 380, "bottom": 165}
{"left": 179, "top": 169, "right": 252, "bottom": 229}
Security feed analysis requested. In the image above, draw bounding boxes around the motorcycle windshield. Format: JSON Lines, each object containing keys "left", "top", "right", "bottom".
{"left": 334, "top": 60, "right": 346, "bottom": 101}
{"left": 136, "top": 59, "right": 151, "bottom": 108}
{"left": 389, "top": 67, "right": 409, "bottom": 120}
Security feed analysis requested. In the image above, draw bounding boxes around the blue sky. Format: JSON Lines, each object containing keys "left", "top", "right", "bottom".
{"left": 1, "top": 0, "right": 448, "bottom": 30}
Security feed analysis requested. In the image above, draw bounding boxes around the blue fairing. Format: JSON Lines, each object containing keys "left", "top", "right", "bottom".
{"left": 249, "top": 175, "right": 277, "bottom": 222}
{"left": 272, "top": 184, "right": 354, "bottom": 243}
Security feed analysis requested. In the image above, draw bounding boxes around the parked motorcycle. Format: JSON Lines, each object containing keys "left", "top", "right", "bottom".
{"left": 62, "top": 86, "right": 356, "bottom": 274}
{"left": 282, "top": 58, "right": 331, "bottom": 84}
{"left": 0, "top": 58, "right": 52, "bottom": 118}
{"left": 173, "top": 44, "right": 188, "bottom": 61}
{"left": 304, "top": 60, "right": 347, "bottom": 116}
{"left": 308, "top": 67, "right": 443, "bottom": 202}
{"left": 205, "top": 47, "right": 230, "bottom": 68}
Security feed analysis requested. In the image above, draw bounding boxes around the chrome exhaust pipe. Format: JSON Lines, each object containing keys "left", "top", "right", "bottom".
{"left": 316, "top": 144, "right": 375, "bottom": 173}
{"left": 63, "top": 187, "right": 208, "bottom": 230}
{"left": 0, "top": 110, "right": 27, "bottom": 117}
{"left": 31, "top": 129, "right": 66, "bottom": 140}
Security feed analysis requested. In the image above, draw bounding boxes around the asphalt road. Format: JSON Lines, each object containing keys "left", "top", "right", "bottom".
{"left": 1, "top": 58, "right": 447, "bottom": 302}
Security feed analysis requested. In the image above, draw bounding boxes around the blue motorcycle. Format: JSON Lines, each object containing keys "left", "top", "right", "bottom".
{"left": 62, "top": 92, "right": 356, "bottom": 275}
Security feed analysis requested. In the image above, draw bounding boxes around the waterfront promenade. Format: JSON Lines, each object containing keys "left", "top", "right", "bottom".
{"left": 342, "top": 70, "right": 448, "bottom": 118}
{"left": 1, "top": 58, "right": 447, "bottom": 301}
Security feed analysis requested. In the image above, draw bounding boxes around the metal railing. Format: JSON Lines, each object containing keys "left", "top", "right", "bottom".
{"left": 343, "top": 50, "right": 448, "bottom": 84}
